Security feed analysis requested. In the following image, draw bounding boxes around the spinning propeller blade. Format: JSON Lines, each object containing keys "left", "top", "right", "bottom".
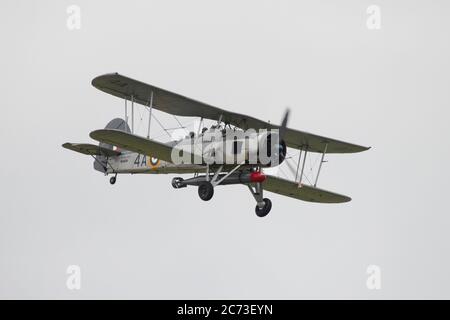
{"left": 279, "top": 109, "right": 290, "bottom": 141}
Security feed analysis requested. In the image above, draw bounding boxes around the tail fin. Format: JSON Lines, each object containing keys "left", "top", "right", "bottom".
{"left": 94, "top": 118, "right": 131, "bottom": 173}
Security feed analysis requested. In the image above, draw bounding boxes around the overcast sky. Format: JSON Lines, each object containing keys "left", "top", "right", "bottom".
{"left": 1, "top": 0, "right": 449, "bottom": 299}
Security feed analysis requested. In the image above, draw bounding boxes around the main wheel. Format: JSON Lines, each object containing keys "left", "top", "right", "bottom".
{"left": 198, "top": 181, "right": 214, "bottom": 201}
{"left": 255, "top": 198, "right": 272, "bottom": 217}
{"left": 109, "top": 176, "right": 116, "bottom": 185}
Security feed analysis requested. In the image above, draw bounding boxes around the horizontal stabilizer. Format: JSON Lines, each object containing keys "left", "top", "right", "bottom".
{"left": 62, "top": 143, "right": 120, "bottom": 157}
{"left": 263, "top": 175, "right": 351, "bottom": 203}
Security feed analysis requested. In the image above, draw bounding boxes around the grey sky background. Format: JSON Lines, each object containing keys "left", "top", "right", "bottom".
{"left": 1, "top": 0, "right": 449, "bottom": 299}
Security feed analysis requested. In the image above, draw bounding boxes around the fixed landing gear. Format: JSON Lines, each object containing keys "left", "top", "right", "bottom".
{"left": 255, "top": 198, "right": 272, "bottom": 217}
{"left": 198, "top": 181, "right": 214, "bottom": 201}
{"left": 171, "top": 168, "right": 272, "bottom": 216}
{"left": 248, "top": 183, "right": 271, "bottom": 217}
{"left": 109, "top": 174, "right": 117, "bottom": 185}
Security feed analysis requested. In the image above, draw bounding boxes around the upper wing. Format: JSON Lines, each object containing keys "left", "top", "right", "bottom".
{"left": 89, "top": 129, "right": 200, "bottom": 164}
{"left": 92, "top": 73, "right": 370, "bottom": 154}
{"left": 280, "top": 128, "right": 369, "bottom": 153}
{"left": 263, "top": 175, "right": 351, "bottom": 203}
{"left": 62, "top": 143, "right": 120, "bottom": 157}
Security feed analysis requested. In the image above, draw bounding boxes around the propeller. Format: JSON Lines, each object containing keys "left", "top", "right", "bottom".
{"left": 279, "top": 108, "right": 290, "bottom": 141}
{"left": 263, "top": 108, "right": 290, "bottom": 166}
{"left": 268, "top": 108, "right": 289, "bottom": 166}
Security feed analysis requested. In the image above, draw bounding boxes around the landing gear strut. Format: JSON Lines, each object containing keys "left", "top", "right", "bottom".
{"left": 248, "top": 183, "right": 271, "bottom": 217}
{"left": 170, "top": 167, "right": 272, "bottom": 217}
{"left": 198, "top": 181, "right": 214, "bottom": 201}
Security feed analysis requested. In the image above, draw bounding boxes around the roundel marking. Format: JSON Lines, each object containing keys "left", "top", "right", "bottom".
{"left": 147, "top": 156, "right": 160, "bottom": 169}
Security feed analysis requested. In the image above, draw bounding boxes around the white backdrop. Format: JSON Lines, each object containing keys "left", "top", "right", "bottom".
{"left": 1, "top": 0, "right": 449, "bottom": 299}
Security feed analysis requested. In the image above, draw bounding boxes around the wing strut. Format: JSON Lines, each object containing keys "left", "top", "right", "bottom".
{"left": 124, "top": 99, "right": 128, "bottom": 128}
{"left": 295, "top": 148, "right": 302, "bottom": 182}
{"left": 285, "top": 145, "right": 329, "bottom": 188}
{"left": 146, "top": 91, "right": 154, "bottom": 138}
{"left": 131, "top": 95, "right": 135, "bottom": 133}
{"left": 314, "top": 143, "right": 328, "bottom": 187}
{"left": 299, "top": 147, "right": 308, "bottom": 186}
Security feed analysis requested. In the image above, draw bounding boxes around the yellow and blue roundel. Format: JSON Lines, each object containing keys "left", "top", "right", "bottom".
{"left": 147, "top": 156, "right": 160, "bottom": 169}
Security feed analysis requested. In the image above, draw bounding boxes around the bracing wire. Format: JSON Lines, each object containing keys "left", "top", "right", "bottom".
{"left": 151, "top": 112, "right": 172, "bottom": 138}
{"left": 172, "top": 115, "right": 185, "bottom": 131}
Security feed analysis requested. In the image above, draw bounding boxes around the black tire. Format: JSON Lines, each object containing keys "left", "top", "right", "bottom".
{"left": 198, "top": 181, "right": 214, "bottom": 201}
{"left": 255, "top": 198, "right": 272, "bottom": 217}
{"left": 109, "top": 176, "right": 116, "bottom": 185}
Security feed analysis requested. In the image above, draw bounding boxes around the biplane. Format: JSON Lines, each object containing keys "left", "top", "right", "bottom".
{"left": 63, "top": 73, "right": 369, "bottom": 217}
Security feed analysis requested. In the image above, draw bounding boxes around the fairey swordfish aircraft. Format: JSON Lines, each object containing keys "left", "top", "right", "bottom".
{"left": 63, "top": 73, "right": 370, "bottom": 217}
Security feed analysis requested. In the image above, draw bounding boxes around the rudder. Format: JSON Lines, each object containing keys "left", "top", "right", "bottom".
{"left": 94, "top": 118, "right": 131, "bottom": 173}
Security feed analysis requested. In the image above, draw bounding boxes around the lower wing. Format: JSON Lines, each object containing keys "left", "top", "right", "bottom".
{"left": 263, "top": 175, "right": 351, "bottom": 203}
